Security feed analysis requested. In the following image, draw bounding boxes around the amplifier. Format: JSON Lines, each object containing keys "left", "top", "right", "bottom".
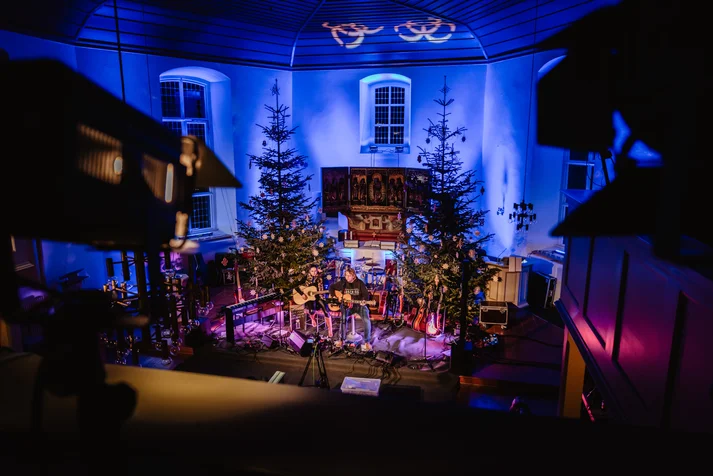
{"left": 479, "top": 301, "right": 509, "bottom": 327}
{"left": 528, "top": 271, "right": 557, "bottom": 309}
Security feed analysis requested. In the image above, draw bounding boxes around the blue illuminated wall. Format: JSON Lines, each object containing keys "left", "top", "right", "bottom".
{"left": 292, "top": 65, "right": 487, "bottom": 219}
{"left": 2, "top": 26, "right": 572, "bottom": 289}
{"left": 294, "top": 56, "right": 569, "bottom": 258}
{"left": 0, "top": 29, "right": 290, "bottom": 289}
{"left": 482, "top": 51, "right": 569, "bottom": 257}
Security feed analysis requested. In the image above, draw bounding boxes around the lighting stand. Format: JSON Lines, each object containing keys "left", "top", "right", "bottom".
{"left": 422, "top": 324, "right": 435, "bottom": 371}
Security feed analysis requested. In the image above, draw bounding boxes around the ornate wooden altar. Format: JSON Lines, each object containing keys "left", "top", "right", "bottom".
{"left": 322, "top": 167, "right": 429, "bottom": 241}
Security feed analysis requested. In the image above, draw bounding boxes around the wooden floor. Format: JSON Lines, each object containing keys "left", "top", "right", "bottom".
{"left": 150, "top": 285, "right": 565, "bottom": 416}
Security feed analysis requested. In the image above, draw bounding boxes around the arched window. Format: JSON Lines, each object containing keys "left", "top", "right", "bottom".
{"left": 160, "top": 77, "right": 212, "bottom": 233}
{"left": 160, "top": 67, "right": 233, "bottom": 238}
{"left": 359, "top": 74, "right": 411, "bottom": 153}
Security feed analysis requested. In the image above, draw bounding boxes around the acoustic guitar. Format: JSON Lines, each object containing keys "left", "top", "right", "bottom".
{"left": 292, "top": 285, "right": 331, "bottom": 306}
{"left": 327, "top": 289, "right": 376, "bottom": 312}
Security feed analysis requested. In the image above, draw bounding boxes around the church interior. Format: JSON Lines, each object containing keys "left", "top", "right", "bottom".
{"left": 1, "top": 0, "right": 711, "bottom": 473}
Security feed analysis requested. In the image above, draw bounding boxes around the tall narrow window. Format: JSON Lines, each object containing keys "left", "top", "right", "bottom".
{"left": 160, "top": 79, "right": 213, "bottom": 234}
{"left": 374, "top": 86, "right": 405, "bottom": 146}
{"left": 360, "top": 74, "right": 411, "bottom": 153}
{"left": 559, "top": 149, "right": 607, "bottom": 224}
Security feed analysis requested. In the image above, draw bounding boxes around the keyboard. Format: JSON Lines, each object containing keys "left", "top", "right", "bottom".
{"left": 223, "top": 293, "right": 280, "bottom": 315}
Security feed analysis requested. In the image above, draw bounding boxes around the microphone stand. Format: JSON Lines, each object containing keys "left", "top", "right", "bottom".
{"left": 423, "top": 294, "right": 435, "bottom": 371}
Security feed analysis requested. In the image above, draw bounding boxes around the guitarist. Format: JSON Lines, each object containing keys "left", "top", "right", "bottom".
{"left": 302, "top": 266, "right": 332, "bottom": 338}
{"left": 329, "top": 267, "right": 373, "bottom": 351}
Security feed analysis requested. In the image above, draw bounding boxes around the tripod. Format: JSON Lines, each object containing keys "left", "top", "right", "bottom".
{"left": 298, "top": 338, "right": 330, "bottom": 389}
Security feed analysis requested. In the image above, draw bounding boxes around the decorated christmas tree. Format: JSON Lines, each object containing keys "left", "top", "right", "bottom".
{"left": 234, "top": 79, "right": 336, "bottom": 300}
{"left": 395, "top": 76, "right": 497, "bottom": 328}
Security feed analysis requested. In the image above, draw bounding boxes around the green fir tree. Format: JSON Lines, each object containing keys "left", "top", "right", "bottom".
{"left": 235, "top": 79, "right": 336, "bottom": 300}
{"left": 395, "top": 76, "right": 497, "bottom": 328}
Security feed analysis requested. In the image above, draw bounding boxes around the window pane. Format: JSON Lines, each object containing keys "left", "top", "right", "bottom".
{"left": 391, "top": 87, "right": 405, "bottom": 104}
{"left": 567, "top": 164, "right": 590, "bottom": 190}
{"left": 375, "top": 127, "right": 389, "bottom": 144}
{"left": 163, "top": 121, "right": 183, "bottom": 136}
{"left": 375, "top": 106, "right": 389, "bottom": 125}
{"left": 375, "top": 87, "right": 389, "bottom": 105}
{"left": 569, "top": 149, "right": 590, "bottom": 162}
{"left": 160, "top": 81, "right": 181, "bottom": 117}
{"left": 183, "top": 82, "right": 206, "bottom": 119}
{"left": 190, "top": 194, "right": 212, "bottom": 230}
{"left": 186, "top": 122, "right": 206, "bottom": 142}
{"left": 390, "top": 106, "right": 404, "bottom": 125}
{"left": 390, "top": 126, "right": 404, "bottom": 144}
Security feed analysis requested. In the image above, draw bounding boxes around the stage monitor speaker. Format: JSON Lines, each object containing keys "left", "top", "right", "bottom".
{"left": 261, "top": 334, "right": 278, "bottom": 349}
{"left": 288, "top": 331, "right": 313, "bottom": 357}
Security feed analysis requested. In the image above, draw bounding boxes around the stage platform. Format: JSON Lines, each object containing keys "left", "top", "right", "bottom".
{"left": 166, "top": 286, "right": 565, "bottom": 416}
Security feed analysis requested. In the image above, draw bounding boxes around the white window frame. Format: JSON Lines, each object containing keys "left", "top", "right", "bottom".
{"left": 160, "top": 76, "right": 216, "bottom": 235}
{"left": 559, "top": 149, "right": 602, "bottom": 225}
{"left": 359, "top": 74, "right": 411, "bottom": 154}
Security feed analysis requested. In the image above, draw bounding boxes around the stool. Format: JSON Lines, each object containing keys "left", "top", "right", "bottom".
{"left": 345, "top": 312, "right": 363, "bottom": 344}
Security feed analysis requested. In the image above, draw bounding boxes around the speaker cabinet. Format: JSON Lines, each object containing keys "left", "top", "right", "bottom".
{"left": 528, "top": 272, "right": 557, "bottom": 309}
{"left": 288, "top": 330, "right": 313, "bottom": 357}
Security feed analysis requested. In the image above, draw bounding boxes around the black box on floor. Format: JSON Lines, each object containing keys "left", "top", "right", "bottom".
{"left": 479, "top": 301, "right": 509, "bottom": 327}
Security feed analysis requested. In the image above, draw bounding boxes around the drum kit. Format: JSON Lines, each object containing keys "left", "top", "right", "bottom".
{"left": 353, "top": 257, "right": 385, "bottom": 288}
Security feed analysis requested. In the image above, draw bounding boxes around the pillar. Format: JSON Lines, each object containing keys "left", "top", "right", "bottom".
{"left": 558, "top": 328, "right": 587, "bottom": 418}
{"left": 0, "top": 317, "right": 23, "bottom": 352}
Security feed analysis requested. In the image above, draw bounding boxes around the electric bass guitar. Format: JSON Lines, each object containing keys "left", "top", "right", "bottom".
{"left": 292, "top": 285, "right": 331, "bottom": 305}
{"left": 328, "top": 290, "right": 376, "bottom": 311}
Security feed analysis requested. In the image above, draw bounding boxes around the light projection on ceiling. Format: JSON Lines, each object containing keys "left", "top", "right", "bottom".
{"left": 394, "top": 18, "right": 455, "bottom": 44}
{"left": 322, "top": 22, "right": 385, "bottom": 49}
{"left": 322, "top": 18, "right": 456, "bottom": 49}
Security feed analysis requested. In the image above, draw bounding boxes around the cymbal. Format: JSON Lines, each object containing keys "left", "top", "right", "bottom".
{"left": 355, "top": 257, "right": 371, "bottom": 262}
{"left": 368, "top": 267, "right": 385, "bottom": 274}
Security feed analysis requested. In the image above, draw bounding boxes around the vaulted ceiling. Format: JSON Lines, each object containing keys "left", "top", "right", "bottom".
{"left": 2, "top": 0, "right": 620, "bottom": 69}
